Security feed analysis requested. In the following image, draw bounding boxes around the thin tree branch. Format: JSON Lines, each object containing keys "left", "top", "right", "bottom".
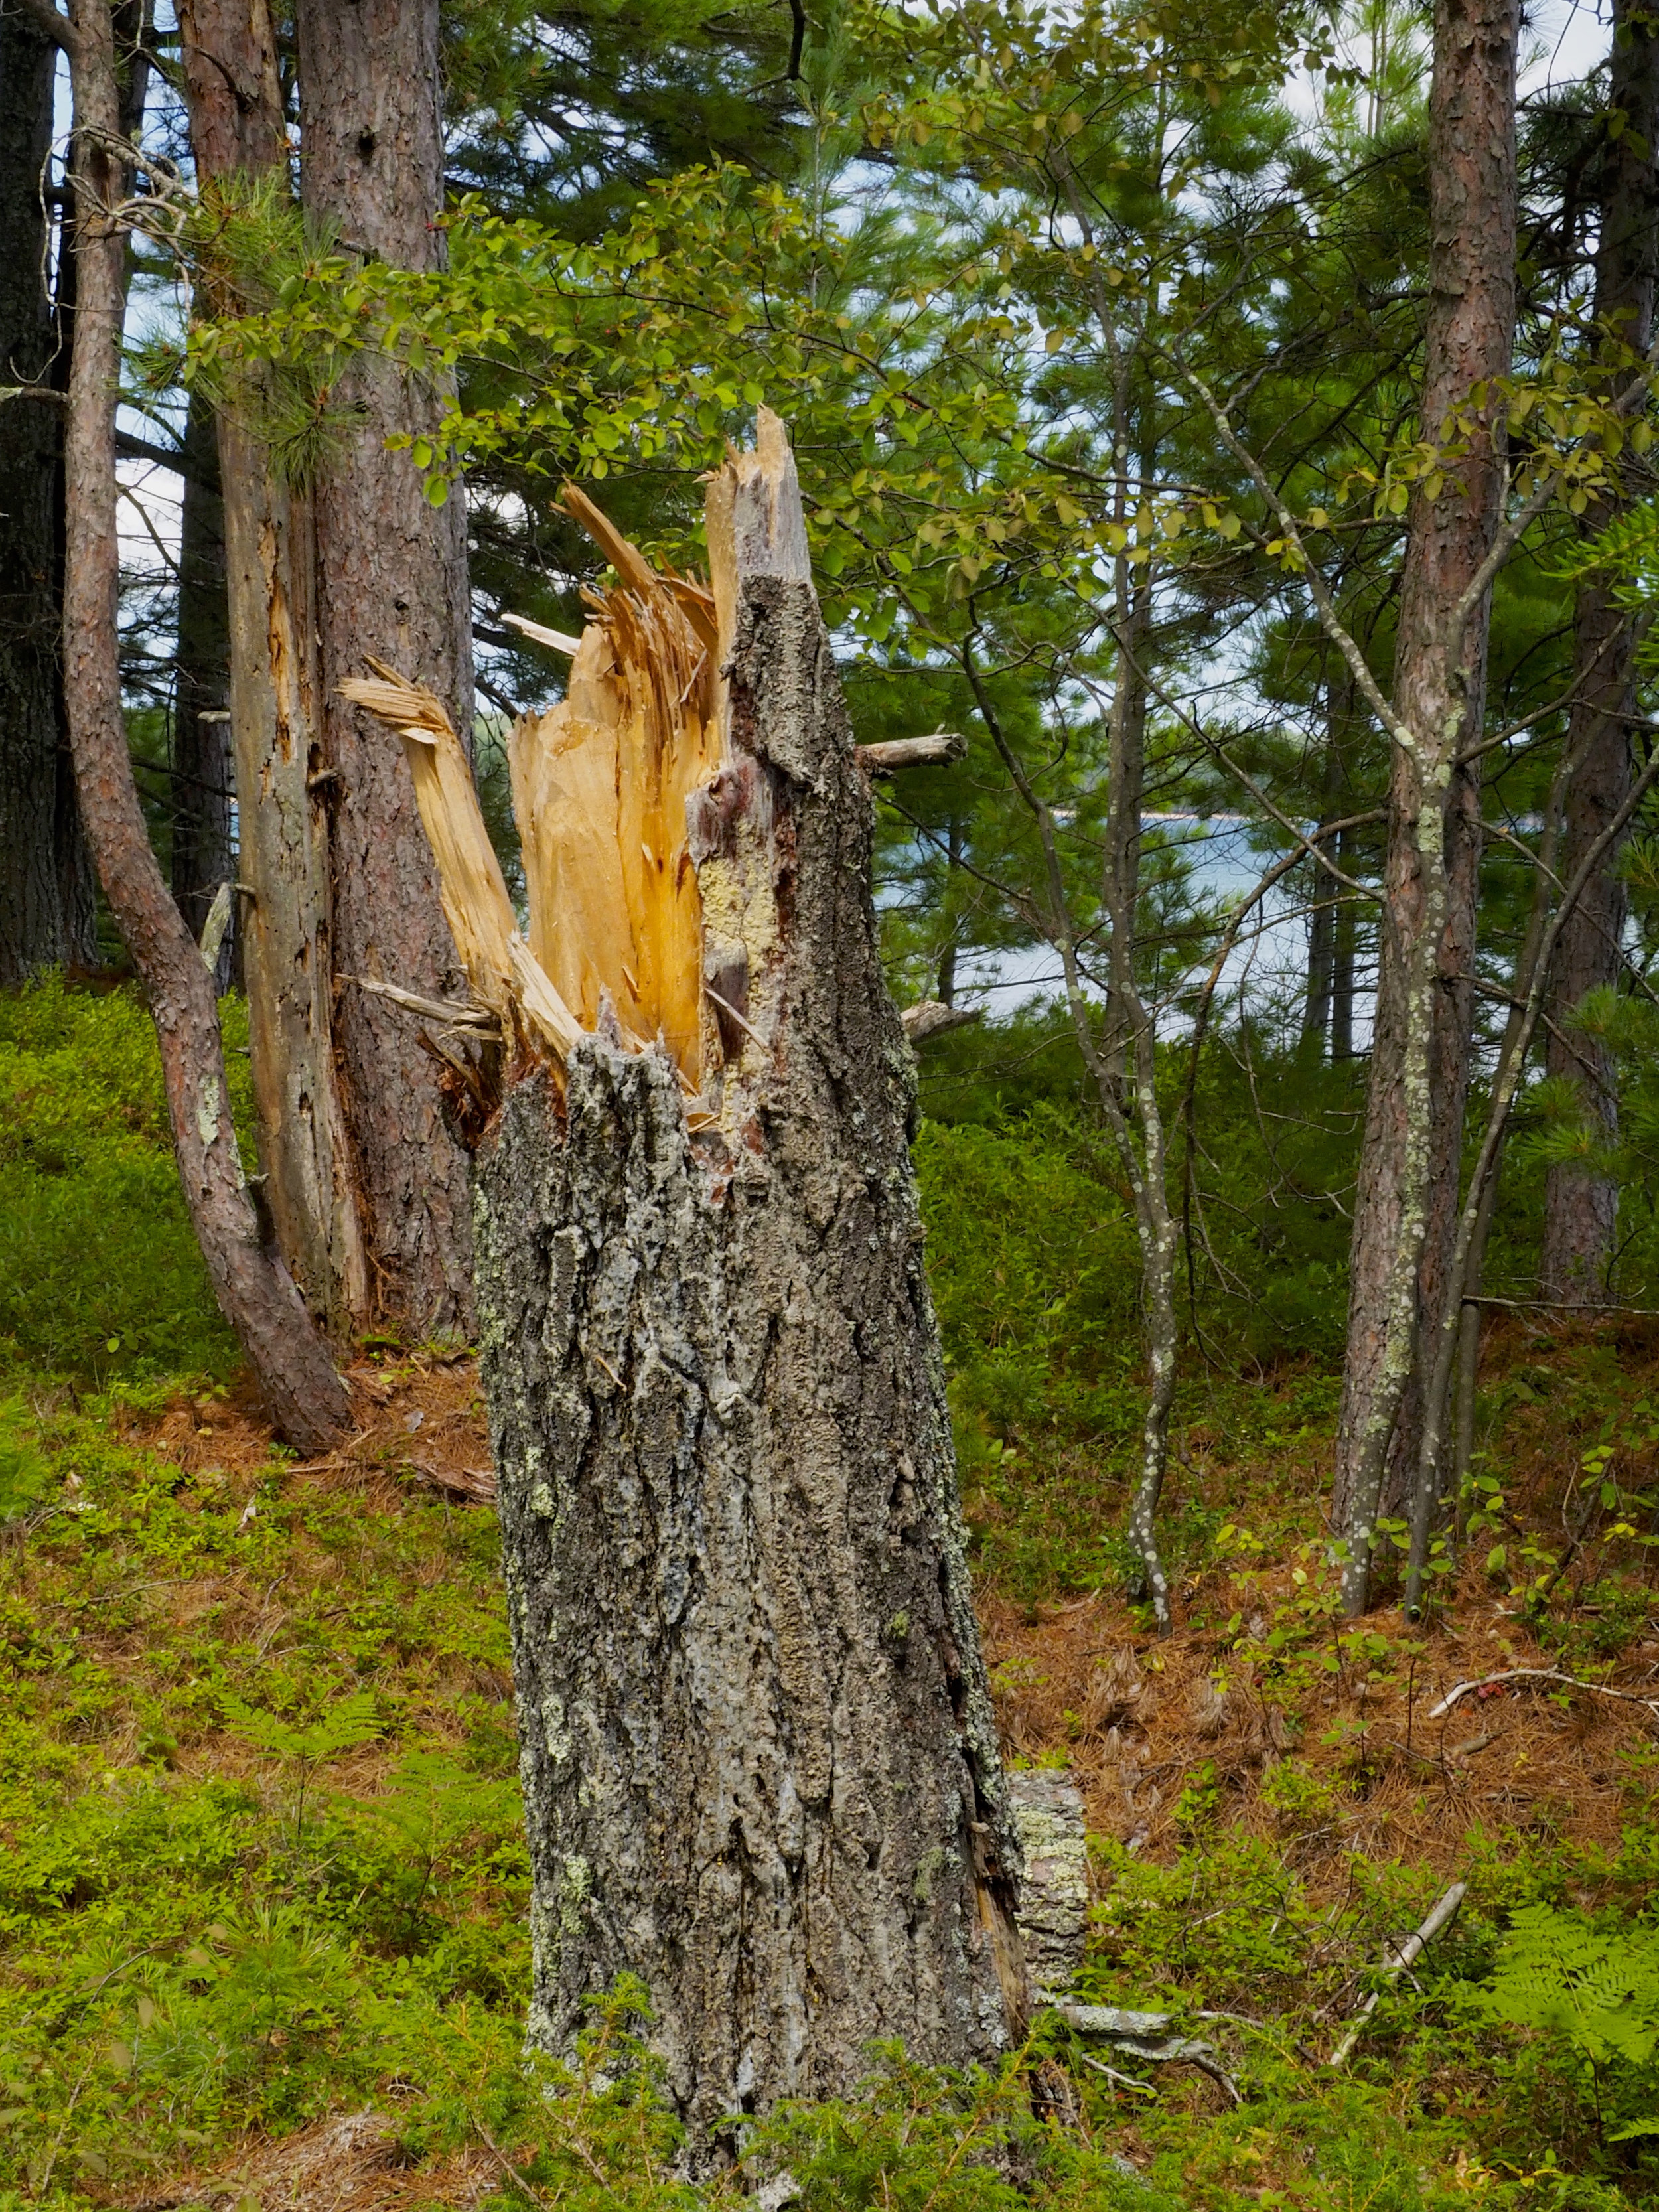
{"left": 1173, "top": 356, "right": 1417, "bottom": 757}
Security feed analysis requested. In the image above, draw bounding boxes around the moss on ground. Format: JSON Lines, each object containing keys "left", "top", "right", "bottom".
{"left": 1, "top": 980, "right": 1655, "bottom": 2209}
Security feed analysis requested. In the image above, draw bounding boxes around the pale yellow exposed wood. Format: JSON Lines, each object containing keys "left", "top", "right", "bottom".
{"left": 344, "top": 425, "right": 811, "bottom": 1100}
{"left": 508, "top": 498, "right": 723, "bottom": 1083}
{"left": 510, "top": 937, "right": 587, "bottom": 1061}
{"left": 506, "top": 628, "right": 632, "bottom": 1035}
{"left": 339, "top": 661, "right": 525, "bottom": 1029}
{"left": 561, "top": 484, "right": 658, "bottom": 600}
{"left": 503, "top": 610, "right": 583, "bottom": 656}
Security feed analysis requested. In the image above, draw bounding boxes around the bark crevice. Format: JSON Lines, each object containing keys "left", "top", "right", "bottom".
{"left": 354, "top": 417, "right": 1021, "bottom": 2147}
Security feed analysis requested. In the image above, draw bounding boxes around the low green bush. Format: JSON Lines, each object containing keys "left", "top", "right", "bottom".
{"left": 916, "top": 1107, "right": 1141, "bottom": 1441}
{"left": 0, "top": 976, "right": 241, "bottom": 1382}
{"left": 1470, "top": 1905, "right": 1659, "bottom": 2150}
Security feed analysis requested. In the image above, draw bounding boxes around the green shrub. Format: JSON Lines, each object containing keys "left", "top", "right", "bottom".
{"left": 0, "top": 976, "right": 242, "bottom": 1381}
{"left": 915, "top": 1108, "right": 1139, "bottom": 1440}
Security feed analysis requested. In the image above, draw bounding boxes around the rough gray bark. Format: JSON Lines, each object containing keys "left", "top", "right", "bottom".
{"left": 1540, "top": 0, "right": 1659, "bottom": 1303}
{"left": 472, "top": 433, "right": 1022, "bottom": 2150}
{"left": 1333, "top": 0, "right": 1518, "bottom": 1611}
{"left": 52, "top": 0, "right": 351, "bottom": 1453}
{"left": 295, "top": 0, "right": 477, "bottom": 1337}
{"left": 171, "top": 384, "right": 236, "bottom": 990}
{"left": 0, "top": 2, "right": 96, "bottom": 983}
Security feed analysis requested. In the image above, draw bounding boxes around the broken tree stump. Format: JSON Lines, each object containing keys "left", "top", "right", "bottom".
{"left": 345, "top": 411, "right": 1021, "bottom": 2150}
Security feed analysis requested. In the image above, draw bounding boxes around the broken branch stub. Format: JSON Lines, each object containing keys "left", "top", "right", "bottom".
{"left": 352, "top": 410, "right": 1025, "bottom": 2145}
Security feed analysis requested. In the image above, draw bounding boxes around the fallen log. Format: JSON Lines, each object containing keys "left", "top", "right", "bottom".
{"left": 1049, "top": 2004, "right": 1240, "bottom": 2104}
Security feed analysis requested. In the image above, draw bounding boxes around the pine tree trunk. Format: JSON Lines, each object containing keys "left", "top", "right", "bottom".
{"left": 1331, "top": 818, "right": 1358, "bottom": 1064}
{"left": 1540, "top": 0, "right": 1659, "bottom": 1303}
{"left": 295, "top": 0, "right": 477, "bottom": 1337}
{"left": 1303, "top": 895, "right": 1335, "bottom": 1060}
{"left": 1332, "top": 0, "right": 1518, "bottom": 1610}
{"left": 0, "top": 4, "right": 96, "bottom": 984}
{"left": 171, "top": 385, "right": 236, "bottom": 991}
{"left": 1301, "top": 694, "right": 1346, "bottom": 1059}
{"left": 54, "top": 0, "right": 351, "bottom": 1454}
{"left": 177, "top": 0, "right": 369, "bottom": 1338}
{"left": 348, "top": 419, "right": 1023, "bottom": 2154}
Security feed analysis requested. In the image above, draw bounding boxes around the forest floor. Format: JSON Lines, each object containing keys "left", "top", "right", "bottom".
{"left": 3, "top": 1323, "right": 1656, "bottom": 2211}
{"left": 3, "top": 980, "right": 1658, "bottom": 2210}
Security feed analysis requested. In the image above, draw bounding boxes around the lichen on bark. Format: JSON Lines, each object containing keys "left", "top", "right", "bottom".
{"left": 393, "top": 423, "right": 1030, "bottom": 2148}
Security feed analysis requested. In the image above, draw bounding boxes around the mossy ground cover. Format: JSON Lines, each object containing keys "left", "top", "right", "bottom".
{"left": 1, "top": 978, "right": 1656, "bottom": 2209}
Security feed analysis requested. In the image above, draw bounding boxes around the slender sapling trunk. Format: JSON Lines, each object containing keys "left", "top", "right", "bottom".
{"left": 52, "top": 0, "right": 351, "bottom": 1451}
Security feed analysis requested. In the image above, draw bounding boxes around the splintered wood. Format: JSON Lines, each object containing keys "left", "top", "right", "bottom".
{"left": 338, "top": 658, "right": 518, "bottom": 1020}
{"left": 344, "top": 409, "right": 806, "bottom": 1126}
{"left": 508, "top": 486, "right": 720, "bottom": 1084}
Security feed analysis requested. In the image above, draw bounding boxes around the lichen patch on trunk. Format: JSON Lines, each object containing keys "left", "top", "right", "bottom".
{"left": 348, "top": 411, "right": 1023, "bottom": 2152}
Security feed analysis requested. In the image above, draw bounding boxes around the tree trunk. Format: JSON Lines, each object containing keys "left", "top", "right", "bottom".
{"left": 171, "top": 384, "right": 236, "bottom": 990}
{"left": 1333, "top": 0, "right": 1518, "bottom": 1612}
{"left": 349, "top": 417, "right": 1024, "bottom": 2154}
{"left": 1103, "top": 631, "right": 1179, "bottom": 1634}
{"left": 55, "top": 0, "right": 351, "bottom": 1453}
{"left": 1301, "top": 691, "right": 1346, "bottom": 1059}
{"left": 0, "top": 3, "right": 96, "bottom": 983}
{"left": 1331, "top": 817, "right": 1358, "bottom": 1063}
{"left": 1540, "top": 0, "right": 1659, "bottom": 1303}
{"left": 1303, "top": 891, "right": 1335, "bottom": 1059}
{"left": 177, "top": 0, "right": 369, "bottom": 1338}
{"left": 295, "top": 0, "right": 477, "bottom": 1337}
{"left": 936, "top": 815, "right": 962, "bottom": 1004}
{"left": 1404, "top": 730, "right": 1571, "bottom": 1609}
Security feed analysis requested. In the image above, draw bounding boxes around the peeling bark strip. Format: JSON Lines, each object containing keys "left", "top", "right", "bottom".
{"left": 177, "top": 0, "right": 368, "bottom": 1339}
{"left": 350, "top": 413, "right": 1023, "bottom": 2143}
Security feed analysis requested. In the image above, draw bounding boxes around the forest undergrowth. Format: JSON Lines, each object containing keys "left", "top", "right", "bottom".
{"left": 2, "top": 978, "right": 1657, "bottom": 2211}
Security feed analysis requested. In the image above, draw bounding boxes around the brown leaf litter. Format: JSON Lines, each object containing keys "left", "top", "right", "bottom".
{"left": 102, "top": 1325, "right": 1659, "bottom": 2206}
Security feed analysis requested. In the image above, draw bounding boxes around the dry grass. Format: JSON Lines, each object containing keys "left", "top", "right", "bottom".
{"left": 981, "top": 1313, "right": 1659, "bottom": 1903}
{"left": 115, "top": 1322, "right": 1659, "bottom": 1903}
{"left": 119, "top": 1351, "right": 497, "bottom": 1511}
{"left": 981, "top": 1576, "right": 1655, "bottom": 1891}
{"left": 130, "top": 2110, "right": 494, "bottom": 2212}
